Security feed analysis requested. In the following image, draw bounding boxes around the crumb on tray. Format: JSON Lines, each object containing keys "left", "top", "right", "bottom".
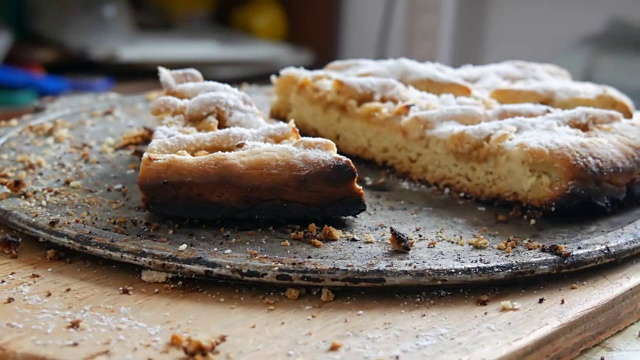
{"left": 317, "top": 225, "right": 342, "bottom": 241}
{"left": 389, "top": 227, "right": 413, "bottom": 252}
{"left": 114, "top": 127, "right": 154, "bottom": 149}
{"left": 469, "top": 234, "right": 489, "bottom": 249}
{"left": 310, "top": 239, "right": 323, "bottom": 248}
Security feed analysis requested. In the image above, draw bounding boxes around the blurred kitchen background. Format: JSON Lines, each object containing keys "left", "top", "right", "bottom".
{"left": 1, "top": 0, "right": 640, "bottom": 113}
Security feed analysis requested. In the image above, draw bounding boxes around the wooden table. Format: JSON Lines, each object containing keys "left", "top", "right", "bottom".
{"left": 1, "top": 87, "right": 639, "bottom": 358}
{"left": 1, "top": 222, "right": 639, "bottom": 360}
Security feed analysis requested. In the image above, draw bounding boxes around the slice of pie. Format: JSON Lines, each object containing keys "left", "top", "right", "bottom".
{"left": 138, "top": 67, "right": 365, "bottom": 220}
{"left": 271, "top": 59, "right": 640, "bottom": 209}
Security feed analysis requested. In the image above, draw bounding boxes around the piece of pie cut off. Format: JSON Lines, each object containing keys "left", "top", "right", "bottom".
{"left": 138, "top": 67, "right": 366, "bottom": 220}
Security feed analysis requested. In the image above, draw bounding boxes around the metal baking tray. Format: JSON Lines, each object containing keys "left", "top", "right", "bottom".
{"left": 1, "top": 90, "right": 640, "bottom": 286}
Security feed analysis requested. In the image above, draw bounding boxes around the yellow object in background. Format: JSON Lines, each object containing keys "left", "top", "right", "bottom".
{"left": 230, "top": 0, "right": 288, "bottom": 41}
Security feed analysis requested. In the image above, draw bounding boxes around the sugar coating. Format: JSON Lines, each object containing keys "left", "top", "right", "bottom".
{"left": 148, "top": 67, "right": 341, "bottom": 158}
{"left": 280, "top": 58, "right": 634, "bottom": 118}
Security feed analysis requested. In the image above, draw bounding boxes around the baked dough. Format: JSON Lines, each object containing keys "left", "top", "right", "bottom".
{"left": 138, "top": 67, "right": 365, "bottom": 220}
{"left": 271, "top": 59, "right": 640, "bottom": 209}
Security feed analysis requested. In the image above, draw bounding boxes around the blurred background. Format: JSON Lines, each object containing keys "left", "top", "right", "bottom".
{"left": 1, "top": 0, "right": 639, "bottom": 115}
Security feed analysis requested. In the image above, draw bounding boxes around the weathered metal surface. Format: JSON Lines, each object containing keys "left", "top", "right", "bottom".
{"left": 1, "top": 91, "right": 640, "bottom": 286}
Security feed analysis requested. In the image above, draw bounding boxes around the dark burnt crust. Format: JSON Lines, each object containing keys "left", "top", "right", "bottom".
{"left": 546, "top": 135, "right": 640, "bottom": 210}
{"left": 143, "top": 196, "right": 366, "bottom": 221}
{"left": 550, "top": 178, "right": 640, "bottom": 211}
{"left": 139, "top": 178, "right": 366, "bottom": 220}
{"left": 138, "top": 151, "right": 366, "bottom": 221}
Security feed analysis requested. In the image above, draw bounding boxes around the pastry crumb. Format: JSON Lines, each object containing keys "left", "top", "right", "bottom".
{"left": 68, "top": 180, "right": 82, "bottom": 189}
{"left": 67, "top": 319, "right": 83, "bottom": 330}
{"left": 476, "top": 295, "right": 490, "bottom": 306}
{"left": 310, "top": 239, "right": 323, "bottom": 248}
{"left": 170, "top": 333, "right": 184, "bottom": 347}
{"left": 141, "top": 270, "right": 172, "bottom": 283}
{"left": 169, "top": 333, "right": 227, "bottom": 358}
{"left": 317, "top": 225, "right": 342, "bottom": 241}
{"left": 246, "top": 249, "right": 259, "bottom": 257}
{"left": 114, "top": 127, "right": 153, "bottom": 149}
{"left": 285, "top": 288, "right": 300, "bottom": 300}
{"left": 289, "top": 231, "right": 304, "bottom": 241}
{"left": 524, "top": 240, "right": 542, "bottom": 250}
{"left": 320, "top": 288, "right": 335, "bottom": 302}
{"left": 45, "top": 248, "right": 63, "bottom": 261}
{"left": 500, "top": 300, "right": 520, "bottom": 311}
{"left": 541, "top": 244, "right": 572, "bottom": 257}
{"left": 0, "top": 235, "right": 21, "bottom": 256}
{"left": 389, "top": 227, "right": 413, "bottom": 252}
{"left": 119, "top": 286, "right": 133, "bottom": 295}
{"left": 328, "top": 341, "right": 342, "bottom": 351}
{"left": 469, "top": 234, "right": 489, "bottom": 249}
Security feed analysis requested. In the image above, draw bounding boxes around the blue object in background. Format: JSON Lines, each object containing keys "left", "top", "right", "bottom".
{"left": 0, "top": 64, "right": 115, "bottom": 96}
{"left": 67, "top": 76, "right": 115, "bottom": 92}
{"left": 0, "top": 64, "right": 71, "bottom": 96}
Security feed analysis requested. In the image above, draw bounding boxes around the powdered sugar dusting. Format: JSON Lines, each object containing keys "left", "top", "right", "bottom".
{"left": 145, "top": 68, "right": 347, "bottom": 160}
{"left": 326, "top": 57, "right": 472, "bottom": 95}
{"left": 279, "top": 58, "right": 634, "bottom": 118}
{"left": 3, "top": 275, "right": 165, "bottom": 353}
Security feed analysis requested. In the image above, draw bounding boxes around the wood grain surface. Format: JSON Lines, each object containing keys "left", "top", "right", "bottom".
{"left": 1, "top": 223, "right": 639, "bottom": 360}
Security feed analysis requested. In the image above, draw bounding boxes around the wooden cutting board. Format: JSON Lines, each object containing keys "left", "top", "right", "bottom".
{"left": 1, "top": 223, "right": 639, "bottom": 360}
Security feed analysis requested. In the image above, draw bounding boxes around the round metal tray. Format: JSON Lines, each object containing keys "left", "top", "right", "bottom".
{"left": 1, "top": 91, "right": 640, "bottom": 286}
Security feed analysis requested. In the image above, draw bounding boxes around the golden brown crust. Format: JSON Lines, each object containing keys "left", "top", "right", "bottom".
{"left": 271, "top": 60, "right": 640, "bottom": 209}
